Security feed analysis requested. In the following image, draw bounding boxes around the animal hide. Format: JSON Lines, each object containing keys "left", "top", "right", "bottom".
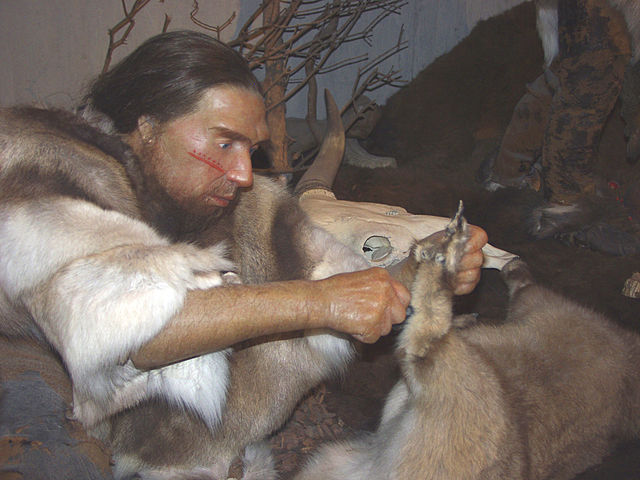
{"left": 0, "top": 107, "right": 236, "bottom": 430}
{"left": 536, "top": 0, "right": 640, "bottom": 65}
{"left": 295, "top": 204, "right": 640, "bottom": 480}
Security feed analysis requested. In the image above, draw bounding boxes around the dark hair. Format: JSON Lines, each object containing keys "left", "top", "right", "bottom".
{"left": 85, "top": 30, "right": 261, "bottom": 133}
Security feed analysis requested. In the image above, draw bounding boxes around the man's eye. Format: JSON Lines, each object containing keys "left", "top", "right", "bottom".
{"left": 219, "top": 143, "right": 231, "bottom": 149}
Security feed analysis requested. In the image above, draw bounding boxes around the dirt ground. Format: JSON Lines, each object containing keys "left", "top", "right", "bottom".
{"left": 269, "top": 3, "right": 640, "bottom": 479}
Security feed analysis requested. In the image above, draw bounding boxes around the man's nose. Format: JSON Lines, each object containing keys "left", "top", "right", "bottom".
{"left": 225, "top": 150, "right": 253, "bottom": 187}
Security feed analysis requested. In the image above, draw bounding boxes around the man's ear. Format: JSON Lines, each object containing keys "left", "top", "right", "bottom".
{"left": 137, "top": 116, "right": 155, "bottom": 144}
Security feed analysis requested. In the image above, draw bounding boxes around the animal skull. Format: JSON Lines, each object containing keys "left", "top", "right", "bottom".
{"left": 299, "top": 189, "right": 516, "bottom": 270}
{"left": 295, "top": 89, "right": 517, "bottom": 271}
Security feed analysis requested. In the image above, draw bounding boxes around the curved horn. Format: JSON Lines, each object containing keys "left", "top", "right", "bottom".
{"left": 294, "top": 89, "right": 345, "bottom": 195}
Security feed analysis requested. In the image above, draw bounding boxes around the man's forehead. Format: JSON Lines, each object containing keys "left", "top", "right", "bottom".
{"left": 195, "top": 87, "right": 268, "bottom": 142}
{"left": 198, "top": 85, "right": 265, "bottom": 110}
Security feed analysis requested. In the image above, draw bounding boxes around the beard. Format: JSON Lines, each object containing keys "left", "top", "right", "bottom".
{"left": 129, "top": 157, "right": 238, "bottom": 244}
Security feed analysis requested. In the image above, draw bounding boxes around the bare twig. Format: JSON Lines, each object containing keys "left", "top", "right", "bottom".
{"left": 162, "top": 14, "right": 171, "bottom": 33}
{"left": 102, "top": 0, "right": 153, "bottom": 73}
{"left": 190, "top": 0, "right": 236, "bottom": 40}
{"left": 101, "top": 0, "right": 407, "bottom": 171}
{"left": 233, "top": 0, "right": 406, "bottom": 114}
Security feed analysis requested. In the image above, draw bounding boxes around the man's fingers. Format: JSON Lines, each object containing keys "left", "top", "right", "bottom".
{"left": 457, "top": 224, "right": 487, "bottom": 284}
{"left": 466, "top": 225, "right": 488, "bottom": 252}
{"left": 459, "top": 249, "right": 485, "bottom": 271}
{"left": 390, "top": 279, "right": 411, "bottom": 311}
{"left": 353, "top": 332, "right": 376, "bottom": 344}
{"left": 453, "top": 269, "right": 482, "bottom": 295}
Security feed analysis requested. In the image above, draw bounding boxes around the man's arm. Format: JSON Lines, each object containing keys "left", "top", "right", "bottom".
{"left": 131, "top": 267, "right": 410, "bottom": 370}
{"left": 131, "top": 226, "right": 487, "bottom": 370}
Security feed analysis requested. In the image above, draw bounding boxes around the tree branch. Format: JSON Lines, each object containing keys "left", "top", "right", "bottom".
{"left": 102, "top": 0, "right": 153, "bottom": 73}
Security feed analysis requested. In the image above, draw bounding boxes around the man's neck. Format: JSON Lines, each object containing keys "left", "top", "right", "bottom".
{"left": 141, "top": 174, "right": 231, "bottom": 242}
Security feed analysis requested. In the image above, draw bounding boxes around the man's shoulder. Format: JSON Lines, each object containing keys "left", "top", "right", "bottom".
{"left": 0, "top": 106, "right": 141, "bottom": 219}
{"left": 0, "top": 106, "right": 131, "bottom": 167}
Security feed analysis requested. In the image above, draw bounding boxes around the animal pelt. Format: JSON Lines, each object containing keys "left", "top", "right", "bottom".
{"left": 105, "top": 165, "right": 370, "bottom": 480}
{"left": 0, "top": 106, "right": 235, "bottom": 429}
{"left": 0, "top": 106, "right": 369, "bottom": 479}
{"left": 529, "top": 195, "right": 640, "bottom": 255}
{"left": 527, "top": 0, "right": 640, "bottom": 249}
{"left": 295, "top": 204, "right": 640, "bottom": 480}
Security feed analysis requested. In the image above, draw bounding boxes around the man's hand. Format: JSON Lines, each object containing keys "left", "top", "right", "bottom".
{"left": 314, "top": 268, "right": 411, "bottom": 344}
{"left": 132, "top": 227, "right": 486, "bottom": 370}
{"left": 454, "top": 225, "right": 488, "bottom": 295}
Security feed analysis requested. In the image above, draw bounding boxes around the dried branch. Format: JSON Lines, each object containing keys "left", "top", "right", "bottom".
{"left": 101, "top": 0, "right": 408, "bottom": 171}
{"left": 229, "top": 0, "right": 406, "bottom": 115}
{"left": 232, "top": 0, "right": 408, "bottom": 171}
{"left": 102, "top": 0, "right": 153, "bottom": 73}
{"left": 262, "top": 0, "right": 291, "bottom": 170}
{"left": 162, "top": 14, "right": 171, "bottom": 33}
{"left": 190, "top": 0, "right": 236, "bottom": 40}
{"left": 261, "top": 1, "right": 373, "bottom": 109}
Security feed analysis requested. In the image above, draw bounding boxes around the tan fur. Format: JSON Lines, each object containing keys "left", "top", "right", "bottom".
{"left": 0, "top": 107, "right": 236, "bottom": 430}
{"left": 295, "top": 204, "right": 640, "bottom": 480}
{"left": 106, "top": 178, "right": 369, "bottom": 480}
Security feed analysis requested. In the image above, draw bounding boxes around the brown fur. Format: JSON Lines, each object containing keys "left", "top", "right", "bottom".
{"left": 295, "top": 204, "right": 640, "bottom": 480}
{"left": 106, "top": 181, "right": 367, "bottom": 479}
{"left": 1, "top": 106, "right": 242, "bottom": 432}
{"left": 101, "top": 147, "right": 368, "bottom": 480}
{"left": 537, "top": 0, "right": 640, "bottom": 162}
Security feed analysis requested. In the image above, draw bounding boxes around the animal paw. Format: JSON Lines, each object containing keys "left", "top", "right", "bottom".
{"left": 501, "top": 258, "right": 535, "bottom": 296}
{"left": 413, "top": 201, "right": 470, "bottom": 278}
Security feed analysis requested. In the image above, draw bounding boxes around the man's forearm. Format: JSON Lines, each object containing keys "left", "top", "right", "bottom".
{"left": 130, "top": 280, "right": 320, "bottom": 370}
{"left": 131, "top": 267, "right": 411, "bottom": 370}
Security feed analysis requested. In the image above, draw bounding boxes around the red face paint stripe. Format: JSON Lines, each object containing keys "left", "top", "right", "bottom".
{"left": 188, "top": 150, "right": 226, "bottom": 173}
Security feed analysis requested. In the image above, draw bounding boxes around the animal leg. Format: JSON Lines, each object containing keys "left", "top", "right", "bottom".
{"left": 399, "top": 201, "right": 469, "bottom": 359}
{"left": 500, "top": 258, "right": 535, "bottom": 297}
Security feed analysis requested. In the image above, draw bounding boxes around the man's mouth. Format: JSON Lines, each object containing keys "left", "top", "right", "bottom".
{"left": 205, "top": 193, "right": 235, "bottom": 207}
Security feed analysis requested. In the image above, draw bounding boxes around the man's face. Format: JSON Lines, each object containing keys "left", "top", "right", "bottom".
{"left": 144, "top": 86, "right": 269, "bottom": 215}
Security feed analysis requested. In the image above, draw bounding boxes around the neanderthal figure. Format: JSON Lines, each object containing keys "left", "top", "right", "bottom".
{"left": 0, "top": 106, "right": 369, "bottom": 479}
{"left": 0, "top": 31, "right": 487, "bottom": 478}
{"left": 484, "top": 0, "right": 640, "bottom": 256}
{"left": 295, "top": 203, "right": 640, "bottom": 480}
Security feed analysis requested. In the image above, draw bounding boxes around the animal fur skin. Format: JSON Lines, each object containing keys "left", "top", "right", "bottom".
{"left": 107, "top": 181, "right": 369, "bottom": 480}
{"left": 295, "top": 203, "right": 640, "bottom": 480}
{"left": 0, "top": 106, "right": 368, "bottom": 479}
{"left": 0, "top": 107, "right": 235, "bottom": 430}
{"left": 526, "top": 0, "right": 640, "bottom": 247}
{"left": 536, "top": 0, "right": 560, "bottom": 66}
